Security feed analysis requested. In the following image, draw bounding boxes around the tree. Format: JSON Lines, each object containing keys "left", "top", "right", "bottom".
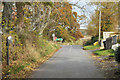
{"left": 2, "top": 2, "right": 13, "bottom": 33}
{"left": 87, "top": 2, "right": 118, "bottom": 36}
{"left": 43, "top": 2, "right": 84, "bottom": 41}
{"left": 30, "top": 2, "right": 53, "bottom": 35}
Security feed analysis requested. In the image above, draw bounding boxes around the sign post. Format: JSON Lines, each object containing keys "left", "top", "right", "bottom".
{"left": 52, "top": 34, "right": 55, "bottom": 41}
{"left": 56, "top": 38, "right": 63, "bottom": 43}
{"left": 54, "top": 37, "right": 57, "bottom": 40}
{"left": 6, "top": 36, "right": 13, "bottom": 66}
{"left": 6, "top": 36, "right": 13, "bottom": 77}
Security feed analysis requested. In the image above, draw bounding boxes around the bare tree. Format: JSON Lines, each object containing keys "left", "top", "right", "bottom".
{"left": 31, "top": 2, "right": 52, "bottom": 34}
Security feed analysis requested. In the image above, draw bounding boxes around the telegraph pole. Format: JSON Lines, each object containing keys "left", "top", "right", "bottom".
{"left": 99, "top": 2, "right": 101, "bottom": 44}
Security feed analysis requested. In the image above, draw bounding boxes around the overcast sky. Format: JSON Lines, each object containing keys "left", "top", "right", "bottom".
{"left": 69, "top": 1, "right": 97, "bottom": 29}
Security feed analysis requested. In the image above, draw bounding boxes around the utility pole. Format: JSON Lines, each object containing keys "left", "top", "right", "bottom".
{"left": 99, "top": 2, "right": 101, "bottom": 44}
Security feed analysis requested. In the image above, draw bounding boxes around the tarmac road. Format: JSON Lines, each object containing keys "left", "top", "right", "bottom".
{"left": 30, "top": 45, "right": 104, "bottom": 78}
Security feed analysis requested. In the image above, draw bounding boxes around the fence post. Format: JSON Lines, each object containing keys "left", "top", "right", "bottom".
{"left": 6, "top": 37, "right": 9, "bottom": 66}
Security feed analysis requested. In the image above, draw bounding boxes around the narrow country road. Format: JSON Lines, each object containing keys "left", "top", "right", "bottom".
{"left": 30, "top": 45, "right": 104, "bottom": 78}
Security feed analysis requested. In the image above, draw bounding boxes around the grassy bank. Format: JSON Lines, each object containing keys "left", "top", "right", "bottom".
{"left": 83, "top": 45, "right": 100, "bottom": 50}
{"left": 2, "top": 33, "right": 60, "bottom": 78}
{"left": 93, "top": 49, "right": 115, "bottom": 56}
{"left": 62, "top": 39, "right": 87, "bottom": 46}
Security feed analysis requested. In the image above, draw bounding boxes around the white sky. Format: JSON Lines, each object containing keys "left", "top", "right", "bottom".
{"left": 69, "top": 0, "right": 120, "bottom": 29}
{"left": 69, "top": 1, "right": 97, "bottom": 29}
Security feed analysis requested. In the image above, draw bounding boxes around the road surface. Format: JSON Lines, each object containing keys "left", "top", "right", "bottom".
{"left": 30, "top": 45, "right": 104, "bottom": 78}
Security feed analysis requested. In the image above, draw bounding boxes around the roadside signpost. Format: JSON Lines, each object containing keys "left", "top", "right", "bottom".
{"left": 52, "top": 34, "right": 55, "bottom": 41}
{"left": 6, "top": 36, "right": 13, "bottom": 66}
{"left": 52, "top": 34, "right": 55, "bottom": 37}
{"left": 6, "top": 36, "right": 13, "bottom": 77}
{"left": 56, "top": 38, "right": 63, "bottom": 43}
{"left": 54, "top": 37, "right": 57, "bottom": 41}
{"left": 56, "top": 38, "right": 63, "bottom": 41}
{"left": 52, "top": 33, "right": 63, "bottom": 42}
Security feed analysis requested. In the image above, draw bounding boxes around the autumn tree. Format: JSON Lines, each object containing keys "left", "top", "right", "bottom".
{"left": 43, "top": 2, "right": 83, "bottom": 41}
{"left": 87, "top": 2, "right": 118, "bottom": 36}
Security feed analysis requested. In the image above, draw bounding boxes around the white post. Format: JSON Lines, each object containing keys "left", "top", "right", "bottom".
{"left": 99, "top": 2, "right": 101, "bottom": 44}
{"left": 53, "top": 37, "right": 54, "bottom": 41}
{"left": 52, "top": 34, "right": 55, "bottom": 42}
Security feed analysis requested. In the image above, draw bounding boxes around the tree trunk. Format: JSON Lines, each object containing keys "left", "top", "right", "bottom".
{"left": 2, "top": 2, "right": 13, "bottom": 33}
{"left": 16, "top": 2, "right": 24, "bottom": 33}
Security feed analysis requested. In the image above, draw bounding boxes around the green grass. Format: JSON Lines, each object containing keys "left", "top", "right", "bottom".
{"left": 93, "top": 49, "right": 115, "bottom": 56}
{"left": 36, "top": 38, "right": 60, "bottom": 57}
{"left": 7, "top": 63, "right": 30, "bottom": 74}
{"left": 83, "top": 45, "right": 100, "bottom": 50}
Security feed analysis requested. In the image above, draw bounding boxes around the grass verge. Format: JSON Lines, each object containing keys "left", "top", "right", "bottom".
{"left": 93, "top": 49, "right": 115, "bottom": 56}
{"left": 83, "top": 45, "right": 100, "bottom": 50}
{"left": 2, "top": 37, "right": 61, "bottom": 78}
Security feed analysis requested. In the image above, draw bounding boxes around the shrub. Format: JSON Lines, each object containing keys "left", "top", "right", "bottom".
{"left": 31, "top": 58, "right": 36, "bottom": 63}
{"left": 84, "top": 35, "right": 103, "bottom": 46}
{"left": 18, "top": 33, "right": 28, "bottom": 45}
{"left": 83, "top": 36, "right": 98, "bottom": 46}
{"left": 115, "top": 46, "right": 120, "bottom": 63}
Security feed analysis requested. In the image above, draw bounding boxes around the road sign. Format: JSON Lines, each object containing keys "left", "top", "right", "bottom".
{"left": 54, "top": 37, "right": 57, "bottom": 40}
{"left": 56, "top": 38, "right": 63, "bottom": 41}
{"left": 52, "top": 34, "right": 55, "bottom": 37}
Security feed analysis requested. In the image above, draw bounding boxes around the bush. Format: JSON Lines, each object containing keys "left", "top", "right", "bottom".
{"left": 18, "top": 33, "right": 28, "bottom": 45}
{"left": 83, "top": 36, "right": 98, "bottom": 46}
{"left": 115, "top": 46, "right": 120, "bottom": 63}
{"left": 84, "top": 35, "right": 103, "bottom": 46}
